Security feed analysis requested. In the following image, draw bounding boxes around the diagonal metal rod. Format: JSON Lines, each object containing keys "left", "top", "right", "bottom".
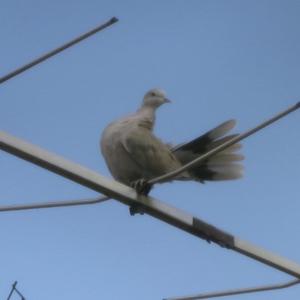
{"left": 0, "top": 102, "right": 298, "bottom": 212}
{"left": 0, "top": 17, "right": 118, "bottom": 85}
{"left": 149, "top": 101, "right": 300, "bottom": 184}
{"left": 1, "top": 104, "right": 300, "bottom": 280}
{"left": 165, "top": 278, "right": 300, "bottom": 300}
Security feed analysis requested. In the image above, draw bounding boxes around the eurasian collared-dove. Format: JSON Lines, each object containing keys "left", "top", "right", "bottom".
{"left": 100, "top": 88, "right": 243, "bottom": 195}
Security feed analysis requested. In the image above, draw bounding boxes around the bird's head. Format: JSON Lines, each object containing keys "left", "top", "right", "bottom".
{"left": 142, "top": 88, "right": 171, "bottom": 109}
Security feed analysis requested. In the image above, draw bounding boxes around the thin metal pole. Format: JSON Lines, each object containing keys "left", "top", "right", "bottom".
{"left": 0, "top": 17, "right": 118, "bottom": 84}
{"left": 149, "top": 102, "right": 300, "bottom": 184}
{"left": 0, "top": 195, "right": 110, "bottom": 212}
{"left": 164, "top": 279, "right": 300, "bottom": 300}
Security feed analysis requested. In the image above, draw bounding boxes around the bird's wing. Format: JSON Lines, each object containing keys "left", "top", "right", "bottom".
{"left": 121, "top": 126, "right": 181, "bottom": 179}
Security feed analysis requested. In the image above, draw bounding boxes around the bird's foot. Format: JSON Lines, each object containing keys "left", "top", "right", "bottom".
{"left": 130, "top": 178, "right": 152, "bottom": 196}
{"left": 129, "top": 179, "right": 152, "bottom": 216}
{"left": 129, "top": 203, "right": 144, "bottom": 216}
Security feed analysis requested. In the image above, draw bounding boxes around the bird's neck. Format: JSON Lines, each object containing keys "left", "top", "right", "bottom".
{"left": 137, "top": 105, "right": 156, "bottom": 130}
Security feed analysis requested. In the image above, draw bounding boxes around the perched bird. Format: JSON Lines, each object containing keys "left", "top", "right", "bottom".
{"left": 100, "top": 88, "right": 243, "bottom": 197}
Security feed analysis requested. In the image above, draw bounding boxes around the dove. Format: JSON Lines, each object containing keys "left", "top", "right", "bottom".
{"left": 100, "top": 88, "right": 243, "bottom": 197}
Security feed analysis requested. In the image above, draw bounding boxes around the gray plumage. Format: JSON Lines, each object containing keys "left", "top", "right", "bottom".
{"left": 100, "top": 89, "right": 243, "bottom": 190}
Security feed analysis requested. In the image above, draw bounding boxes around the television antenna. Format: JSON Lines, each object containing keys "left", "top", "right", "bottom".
{"left": 0, "top": 17, "right": 299, "bottom": 300}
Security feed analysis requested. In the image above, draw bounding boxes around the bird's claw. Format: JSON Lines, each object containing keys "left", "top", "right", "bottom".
{"left": 130, "top": 178, "right": 152, "bottom": 195}
{"left": 129, "top": 204, "right": 144, "bottom": 216}
{"left": 129, "top": 179, "right": 152, "bottom": 216}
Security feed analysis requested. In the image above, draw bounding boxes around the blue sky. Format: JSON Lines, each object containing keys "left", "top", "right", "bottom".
{"left": 0, "top": 0, "right": 300, "bottom": 299}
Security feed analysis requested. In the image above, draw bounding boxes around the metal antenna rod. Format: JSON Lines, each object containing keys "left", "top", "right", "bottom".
{"left": 149, "top": 102, "right": 300, "bottom": 184}
{"left": 0, "top": 195, "right": 110, "bottom": 212}
{"left": 1, "top": 118, "right": 300, "bottom": 279}
{"left": 165, "top": 278, "right": 300, "bottom": 300}
{"left": 0, "top": 17, "right": 118, "bottom": 84}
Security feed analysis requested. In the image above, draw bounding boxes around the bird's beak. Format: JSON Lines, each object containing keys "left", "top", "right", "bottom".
{"left": 164, "top": 98, "right": 171, "bottom": 103}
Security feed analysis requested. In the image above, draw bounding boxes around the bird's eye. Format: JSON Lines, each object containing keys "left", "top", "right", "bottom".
{"left": 150, "top": 92, "right": 156, "bottom": 97}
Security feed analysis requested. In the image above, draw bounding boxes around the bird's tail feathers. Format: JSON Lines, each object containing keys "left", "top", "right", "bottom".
{"left": 172, "top": 120, "right": 244, "bottom": 182}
